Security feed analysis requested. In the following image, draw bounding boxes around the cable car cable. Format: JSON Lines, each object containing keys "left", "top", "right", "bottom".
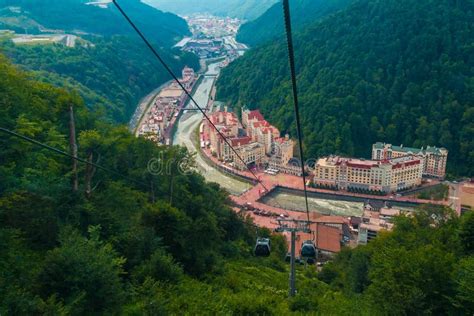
{"left": 112, "top": 0, "right": 271, "bottom": 193}
{"left": 0, "top": 127, "right": 148, "bottom": 188}
{"left": 282, "top": 0, "right": 310, "bottom": 223}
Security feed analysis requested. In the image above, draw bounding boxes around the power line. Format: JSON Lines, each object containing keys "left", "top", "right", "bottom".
{"left": 282, "top": 0, "right": 311, "bottom": 223}
{"left": 112, "top": 0, "right": 271, "bottom": 193}
{"left": 0, "top": 127, "right": 148, "bottom": 188}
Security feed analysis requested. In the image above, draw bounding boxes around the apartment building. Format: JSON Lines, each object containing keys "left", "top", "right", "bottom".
{"left": 205, "top": 111, "right": 240, "bottom": 160}
{"left": 267, "top": 135, "right": 301, "bottom": 175}
{"left": 242, "top": 108, "right": 280, "bottom": 154}
{"left": 313, "top": 155, "right": 423, "bottom": 193}
{"left": 372, "top": 142, "right": 448, "bottom": 178}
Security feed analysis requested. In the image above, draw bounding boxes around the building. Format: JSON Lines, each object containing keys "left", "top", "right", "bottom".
{"left": 205, "top": 111, "right": 240, "bottom": 160}
{"left": 357, "top": 207, "right": 402, "bottom": 244}
{"left": 180, "top": 66, "right": 196, "bottom": 90}
{"left": 204, "top": 108, "right": 299, "bottom": 174}
{"left": 372, "top": 142, "right": 448, "bottom": 178}
{"left": 242, "top": 108, "right": 280, "bottom": 155}
{"left": 448, "top": 180, "right": 474, "bottom": 216}
{"left": 313, "top": 155, "right": 423, "bottom": 194}
{"left": 459, "top": 180, "right": 474, "bottom": 215}
{"left": 137, "top": 67, "right": 196, "bottom": 145}
{"left": 267, "top": 135, "right": 301, "bottom": 176}
{"left": 229, "top": 141, "right": 266, "bottom": 170}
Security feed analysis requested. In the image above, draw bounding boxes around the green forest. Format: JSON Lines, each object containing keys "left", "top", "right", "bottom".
{"left": 218, "top": 0, "right": 474, "bottom": 177}
{"left": 1, "top": 36, "right": 198, "bottom": 122}
{"left": 0, "top": 0, "right": 199, "bottom": 123}
{"left": 236, "top": 0, "right": 352, "bottom": 47}
{"left": 0, "top": 0, "right": 189, "bottom": 46}
{"left": 1, "top": 51, "right": 474, "bottom": 314}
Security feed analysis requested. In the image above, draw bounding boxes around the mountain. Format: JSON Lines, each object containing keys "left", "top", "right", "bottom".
{"left": 0, "top": 0, "right": 190, "bottom": 46}
{"left": 1, "top": 36, "right": 198, "bottom": 122}
{"left": 0, "top": 0, "right": 198, "bottom": 122}
{"left": 0, "top": 54, "right": 473, "bottom": 315}
{"left": 217, "top": 0, "right": 474, "bottom": 177}
{"left": 143, "top": 0, "right": 278, "bottom": 21}
{"left": 236, "top": 0, "right": 352, "bottom": 47}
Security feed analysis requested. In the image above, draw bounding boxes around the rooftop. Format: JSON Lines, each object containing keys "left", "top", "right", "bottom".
{"left": 158, "top": 88, "right": 183, "bottom": 98}
{"left": 373, "top": 142, "right": 448, "bottom": 155}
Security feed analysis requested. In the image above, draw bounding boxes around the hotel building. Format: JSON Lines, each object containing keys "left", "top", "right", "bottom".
{"left": 204, "top": 108, "right": 297, "bottom": 173}
{"left": 313, "top": 155, "right": 423, "bottom": 193}
{"left": 372, "top": 142, "right": 448, "bottom": 178}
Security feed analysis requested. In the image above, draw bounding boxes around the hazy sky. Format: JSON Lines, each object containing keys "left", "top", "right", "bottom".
{"left": 142, "top": 0, "right": 278, "bottom": 20}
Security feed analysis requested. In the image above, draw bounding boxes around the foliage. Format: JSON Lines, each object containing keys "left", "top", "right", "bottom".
{"left": 237, "top": 0, "right": 352, "bottom": 47}
{"left": 1, "top": 36, "right": 198, "bottom": 122}
{"left": 319, "top": 206, "right": 474, "bottom": 315}
{"left": 1, "top": 52, "right": 473, "bottom": 314}
{"left": 0, "top": 0, "right": 190, "bottom": 46}
{"left": 218, "top": 0, "right": 474, "bottom": 176}
{"left": 417, "top": 184, "right": 449, "bottom": 200}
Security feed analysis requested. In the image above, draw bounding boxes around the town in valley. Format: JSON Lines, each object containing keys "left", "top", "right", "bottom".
{"left": 131, "top": 14, "right": 474, "bottom": 259}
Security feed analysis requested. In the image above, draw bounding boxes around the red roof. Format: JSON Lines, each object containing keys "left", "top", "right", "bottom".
{"left": 316, "top": 224, "right": 341, "bottom": 253}
{"left": 248, "top": 110, "right": 265, "bottom": 121}
{"left": 392, "top": 159, "right": 420, "bottom": 169}
{"left": 315, "top": 215, "right": 347, "bottom": 225}
{"left": 230, "top": 136, "right": 252, "bottom": 147}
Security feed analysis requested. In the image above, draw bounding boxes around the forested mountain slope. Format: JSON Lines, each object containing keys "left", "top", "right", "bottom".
{"left": 0, "top": 0, "right": 198, "bottom": 122}
{"left": 236, "top": 0, "right": 352, "bottom": 47}
{"left": 0, "top": 54, "right": 473, "bottom": 314}
{"left": 0, "top": 0, "right": 189, "bottom": 46}
{"left": 0, "top": 37, "right": 198, "bottom": 122}
{"left": 218, "top": 0, "right": 474, "bottom": 176}
{"left": 143, "top": 0, "right": 277, "bottom": 21}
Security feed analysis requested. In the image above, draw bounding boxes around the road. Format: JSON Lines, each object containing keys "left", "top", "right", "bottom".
{"left": 173, "top": 62, "right": 251, "bottom": 195}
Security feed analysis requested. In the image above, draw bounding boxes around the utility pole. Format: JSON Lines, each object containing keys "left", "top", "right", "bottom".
{"left": 275, "top": 218, "right": 312, "bottom": 297}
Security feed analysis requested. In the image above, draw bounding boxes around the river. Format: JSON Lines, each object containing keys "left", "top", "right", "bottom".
{"left": 172, "top": 62, "right": 251, "bottom": 195}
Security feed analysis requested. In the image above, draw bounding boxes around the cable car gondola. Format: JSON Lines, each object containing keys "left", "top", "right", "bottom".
{"left": 254, "top": 238, "right": 271, "bottom": 257}
{"left": 300, "top": 240, "right": 317, "bottom": 263}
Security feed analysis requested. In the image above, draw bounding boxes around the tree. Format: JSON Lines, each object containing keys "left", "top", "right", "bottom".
{"left": 38, "top": 228, "right": 125, "bottom": 314}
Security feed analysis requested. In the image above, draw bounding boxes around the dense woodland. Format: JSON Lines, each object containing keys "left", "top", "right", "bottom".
{"left": 1, "top": 36, "right": 198, "bottom": 122}
{"left": 0, "top": 0, "right": 189, "bottom": 46}
{"left": 1, "top": 53, "right": 473, "bottom": 314}
{"left": 0, "top": 0, "right": 199, "bottom": 123}
{"left": 218, "top": 0, "right": 474, "bottom": 177}
{"left": 236, "top": 0, "right": 352, "bottom": 47}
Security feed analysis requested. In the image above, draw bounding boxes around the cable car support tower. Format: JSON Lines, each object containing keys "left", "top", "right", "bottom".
{"left": 275, "top": 218, "right": 312, "bottom": 297}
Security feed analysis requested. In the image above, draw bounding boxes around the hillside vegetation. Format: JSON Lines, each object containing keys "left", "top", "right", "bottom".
{"left": 236, "top": 0, "right": 352, "bottom": 47}
{"left": 0, "top": 0, "right": 189, "bottom": 46}
{"left": 0, "top": 0, "right": 198, "bottom": 122}
{"left": 1, "top": 37, "right": 198, "bottom": 122}
{"left": 1, "top": 55, "right": 473, "bottom": 314}
{"left": 0, "top": 53, "right": 474, "bottom": 315}
{"left": 218, "top": 0, "right": 474, "bottom": 176}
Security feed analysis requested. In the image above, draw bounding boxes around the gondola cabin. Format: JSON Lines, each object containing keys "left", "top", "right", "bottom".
{"left": 300, "top": 240, "right": 317, "bottom": 259}
{"left": 254, "top": 238, "right": 271, "bottom": 257}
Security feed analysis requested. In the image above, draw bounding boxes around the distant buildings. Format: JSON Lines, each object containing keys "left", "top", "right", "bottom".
{"left": 177, "top": 14, "right": 247, "bottom": 60}
{"left": 203, "top": 108, "right": 299, "bottom": 174}
{"left": 459, "top": 180, "right": 474, "bottom": 214}
{"left": 313, "top": 155, "right": 423, "bottom": 194}
{"left": 372, "top": 142, "right": 448, "bottom": 179}
{"left": 138, "top": 67, "right": 196, "bottom": 145}
{"left": 11, "top": 34, "right": 79, "bottom": 47}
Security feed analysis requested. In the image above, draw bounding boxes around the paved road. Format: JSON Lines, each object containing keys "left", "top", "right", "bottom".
{"left": 173, "top": 62, "right": 250, "bottom": 195}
